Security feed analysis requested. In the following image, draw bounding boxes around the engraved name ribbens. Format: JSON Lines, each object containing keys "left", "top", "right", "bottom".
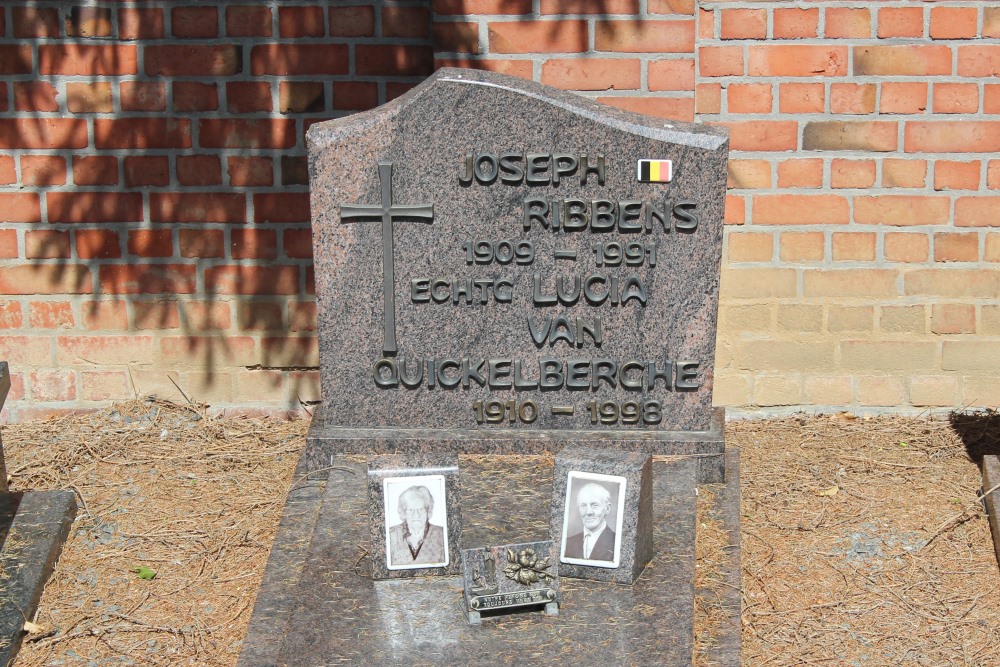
{"left": 340, "top": 162, "right": 434, "bottom": 355}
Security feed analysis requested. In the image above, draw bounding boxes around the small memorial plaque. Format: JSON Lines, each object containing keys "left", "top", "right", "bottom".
{"left": 461, "top": 540, "right": 559, "bottom": 624}
{"left": 367, "top": 454, "right": 462, "bottom": 579}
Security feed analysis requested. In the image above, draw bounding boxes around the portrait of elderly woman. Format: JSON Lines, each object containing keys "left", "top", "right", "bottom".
{"left": 384, "top": 476, "right": 449, "bottom": 570}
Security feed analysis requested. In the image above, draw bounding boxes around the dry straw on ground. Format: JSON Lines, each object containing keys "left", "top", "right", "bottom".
{"left": 2, "top": 401, "right": 999, "bottom": 666}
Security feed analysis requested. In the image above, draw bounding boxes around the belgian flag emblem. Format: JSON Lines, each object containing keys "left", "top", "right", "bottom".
{"left": 637, "top": 159, "right": 672, "bottom": 183}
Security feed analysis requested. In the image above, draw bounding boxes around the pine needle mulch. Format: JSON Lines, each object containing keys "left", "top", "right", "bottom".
{"left": 2, "top": 402, "right": 998, "bottom": 666}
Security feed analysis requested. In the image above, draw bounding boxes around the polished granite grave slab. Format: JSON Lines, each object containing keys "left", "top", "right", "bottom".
{"left": 238, "top": 455, "right": 717, "bottom": 667}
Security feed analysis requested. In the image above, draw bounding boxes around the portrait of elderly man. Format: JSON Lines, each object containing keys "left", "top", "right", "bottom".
{"left": 564, "top": 482, "right": 617, "bottom": 562}
{"left": 387, "top": 484, "right": 447, "bottom": 568}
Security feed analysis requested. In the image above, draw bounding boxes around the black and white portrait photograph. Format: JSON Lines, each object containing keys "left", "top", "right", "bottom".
{"left": 383, "top": 475, "right": 450, "bottom": 570}
{"left": 560, "top": 471, "right": 626, "bottom": 569}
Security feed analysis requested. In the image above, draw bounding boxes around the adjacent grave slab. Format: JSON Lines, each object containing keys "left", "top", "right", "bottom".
{"left": 305, "top": 68, "right": 729, "bottom": 481}
{"left": 982, "top": 455, "right": 1000, "bottom": 568}
{"left": 238, "top": 455, "right": 702, "bottom": 666}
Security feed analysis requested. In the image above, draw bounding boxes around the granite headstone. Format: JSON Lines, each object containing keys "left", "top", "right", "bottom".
{"left": 306, "top": 67, "right": 729, "bottom": 483}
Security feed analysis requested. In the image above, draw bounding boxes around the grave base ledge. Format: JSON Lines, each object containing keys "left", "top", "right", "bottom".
{"left": 306, "top": 405, "right": 726, "bottom": 484}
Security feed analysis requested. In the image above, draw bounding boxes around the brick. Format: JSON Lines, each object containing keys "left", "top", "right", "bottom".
{"left": 598, "top": 96, "right": 694, "bottom": 122}
{"left": 857, "top": 377, "right": 905, "bottom": 407}
{"left": 237, "top": 302, "right": 284, "bottom": 331}
{"left": 0, "top": 302, "right": 21, "bottom": 329}
{"left": 779, "top": 83, "right": 823, "bottom": 114}
{"left": 0, "top": 230, "right": 15, "bottom": 259}
{"left": 138, "top": 302, "right": 184, "bottom": 331}
{"left": 773, "top": 8, "right": 819, "bottom": 39}
{"left": 354, "top": 45, "right": 433, "bottom": 76}
{"left": 830, "top": 83, "right": 876, "bottom": 115}
{"left": 0, "top": 118, "right": 88, "bottom": 150}
{"left": 176, "top": 155, "right": 222, "bottom": 186}
{"left": 987, "top": 234, "right": 1000, "bottom": 262}
{"left": 434, "top": 0, "right": 530, "bottom": 13}
{"left": 905, "top": 269, "right": 1000, "bottom": 297}
{"left": 284, "top": 229, "right": 313, "bottom": 259}
{"left": 76, "top": 230, "right": 121, "bottom": 260}
{"left": 542, "top": 59, "right": 640, "bottom": 91}
{"left": 804, "top": 376, "right": 853, "bottom": 405}
{"left": 56, "top": 336, "right": 155, "bottom": 366}
{"left": 254, "top": 193, "right": 310, "bottom": 224}
{"left": 205, "top": 266, "right": 301, "bottom": 295}
{"left": 955, "top": 197, "right": 1000, "bottom": 227}
{"left": 66, "top": 83, "right": 112, "bottom": 113}
{"left": 883, "top": 159, "right": 927, "bottom": 189}
{"left": 964, "top": 377, "right": 1000, "bottom": 407}
{"left": 720, "top": 305, "right": 771, "bottom": 332}
{"left": 728, "top": 83, "right": 771, "bottom": 114}
{"left": 330, "top": 6, "right": 375, "bottom": 36}
{"left": 229, "top": 157, "right": 273, "bottom": 187}
{"left": 802, "top": 122, "right": 897, "bottom": 152}
{"left": 988, "top": 86, "right": 1000, "bottom": 114}
{"left": 594, "top": 20, "right": 693, "bottom": 53}
{"left": 719, "top": 268, "right": 797, "bottom": 298}
{"left": 748, "top": 46, "right": 847, "bottom": 77}
{"left": 943, "top": 342, "right": 1000, "bottom": 371}
{"left": 29, "top": 302, "right": 74, "bottom": 329}
{"left": 842, "top": 341, "right": 936, "bottom": 371}
{"left": 95, "top": 118, "right": 191, "bottom": 150}
{"left": 73, "top": 156, "right": 118, "bottom": 186}
{"left": 15, "top": 82, "right": 59, "bottom": 112}
{"left": 987, "top": 8, "right": 1000, "bottom": 38}
{"left": 776, "top": 159, "right": 822, "bottom": 188}
{"left": 21, "top": 155, "right": 67, "bottom": 186}
{"left": 958, "top": 46, "right": 1000, "bottom": 77}
{"left": 124, "top": 156, "right": 169, "bottom": 187}
{"left": 120, "top": 81, "right": 165, "bottom": 112}
{"left": 776, "top": 305, "right": 823, "bottom": 332}
{"left": 40, "top": 45, "right": 138, "bottom": 76}
{"left": 727, "top": 232, "right": 772, "bottom": 262}
{"left": 146, "top": 45, "right": 241, "bottom": 77}
{"left": 99, "top": 265, "right": 197, "bottom": 295}
{"left": 720, "top": 9, "right": 765, "bottom": 40}
{"left": 779, "top": 232, "right": 824, "bottom": 261}
{"left": 831, "top": 159, "right": 876, "bottom": 189}
{"left": 713, "top": 373, "right": 750, "bottom": 407}
{"left": 880, "top": 82, "right": 927, "bottom": 115}
{"left": 81, "top": 371, "right": 129, "bottom": 401}
{"left": 279, "top": 6, "right": 324, "bottom": 37}
{"left": 261, "top": 336, "right": 320, "bottom": 368}
{"left": 648, "top": 59, "right": 694, "bottom": 92}
{"left": 697, "top": 7, "right": 713, "bottom": 40}
{"left": 279, "top": 82, "right": 325, "bottom": 113}
{"left": 119, "top": 8, "right": 164, "bottom": 40}
{"left": 27, "top": 230, "right": 71, "bottom": 259}
{"left": 725, "top": 195, "right": 745, "bottom": 225}
{"left": 990, "top": 161, "right": 1000, "bottom": 190}
{"left": 226, "top": 6, "right": 271, "bottom": 37}
{"left": 854, "top": 46, "right": 951, "bottom": 76}
{"left": 29, "top": 370, "right": 76, "bottom": 402}
{"left": 649, "top": 0, "right": 693, "bottom": 15}
{"left": 50, "top": 193, "right": 142, "bottom": 224}
{"left": 541, "top": 0, "right": 638, "bottom": 13}
{"left": 0, "top": 156, "right": 12, "bottom": 185}
{"left": 0, "top": 265, "right": 92, "bottom": 295}
{"left": 716, "top": 121, "right": 797, "bottom": 151}
{"left": 435, "top": 58, "right": 533, "bottom": 80}
{"left": 740, "top": 341, "right": 834, "bottom": 371}
{"left": 232, "top": 229, "right": 278, "bottom": 260}
{"left": 173, "top": 82, "right": 218, "bottom": 112}
{"left": 825, "top": 8, "right": 870, "bottom": 39}
{"left": 931, "top": 304, "right": 975, "bottom": 335}
{"left": 935, "top": 161, "right": 980, "bottom": 191}
{"left": 983, "top": 305, "right": 1000, "bottom": 333}
{"left": 181, "top": 302, "right": 232, "bottom": 332}
{"left": 0, "top": 45, "right": 32, "bottom": 75}
{"left": 854, "top": 196, "right": 949, "bottom": 226}
{"left": 0, "top": 193, "right": 40, "bottom": 222}
{"left": 150, "top": 193, "right": 246, "bottom": 224}
{"left": 172, "top": 7, "right": 218, "bottom": 38}
{"left": 803, "top": 269, "right": 898, "bottom": 297}
{"left": 332, "top": 81, "right": 378, "bottom": 111}
{"left": 827, "top": 306, "right": 874, "bottom": 332}
{"left": 728, "top": 160, "right": 770, "bottom": 189}
{"left": 933, "top": 83, "right": 978, "bottom": 114}
{"left": 434, "top": 22, "right": 479, "bottom": 54}
{"left": 383, "top": 6, "right": 429, "bottom": 37}
{"left": 226, "top": 81, "right": 271, "bottom": 114}
{"left": 930, "top": 7, "right": 977, "bottom": 39}
{"left": 280, "top": 157, "right": 309, "bottom": 186}
{"left": 884, "top": 233, "right": 929, "bottom": 263}
{"left": 128, "top": 230, "right": 174, "bottom": 258}
{"left": 81, "top": 302, "right": 128, "bottom": 330}
{"left": 878, "top": 7, "right": 923, "bottom": 38}
{"left": 755, "top": 195, "right": 849, "bottom": 225}
{"left": 180, "top": 229, "right": 225, "bottom": 259}
{"left": 907, "top": 376, "right": 958, "bottom": 407}
{"left": 13, "top": 7, "right": 59, "bottom": 37}
{"left": 198, "top": 119, "right": 295, "bottom": 149}
{"left": 699, "top": 46, "right": 743, "bottom": 77}
{"left": 696, "top": 83, "right": 721, "bottom": 114}
{"left": 880, "top": 305, "right": 925, "bottom": 334}
{"left": 289, "top": 303, "right": 317, "bottom": 332}
{"left": 832, "top": 232, "right": 876, "bottom": 261}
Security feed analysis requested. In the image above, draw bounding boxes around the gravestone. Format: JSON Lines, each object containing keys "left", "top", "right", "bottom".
{"left": 239, "top": 69, "right": 740, "bottom": 666}
{"left": 0, "top": 362, "right": 77, "bottom": 665}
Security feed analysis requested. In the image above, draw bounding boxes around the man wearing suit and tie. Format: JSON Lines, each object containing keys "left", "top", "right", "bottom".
{"left": 564, "top": 482, "right": 616, "bottom": 562}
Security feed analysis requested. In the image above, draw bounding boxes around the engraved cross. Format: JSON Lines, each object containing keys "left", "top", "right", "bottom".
{"left": 340, "top": 162, "right": 434, "bottom": 355}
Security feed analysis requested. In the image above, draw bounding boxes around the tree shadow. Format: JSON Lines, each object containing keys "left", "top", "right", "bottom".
{"left": 949, "top": 411, "right": 1000, "bottom": 468}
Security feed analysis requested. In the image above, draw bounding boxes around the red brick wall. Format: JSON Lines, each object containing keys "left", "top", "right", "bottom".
{"left": 1, "top": 1, "right": 999, "bottom": 420}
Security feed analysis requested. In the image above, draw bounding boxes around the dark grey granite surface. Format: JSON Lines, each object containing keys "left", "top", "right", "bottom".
{"left": 307, "top": 68, "right": 728, "bottom": 438}
{"left": 239, "top": 455, "right": 700, "bottom": 666}
{"left": 367, "top": 454, "right": 462, "bottom": 578}
{"left": 551, "top": 447, "right": 653, "bottom": 584}
{"left": 983, "top": 455, "right": 1000, "bottom": 569}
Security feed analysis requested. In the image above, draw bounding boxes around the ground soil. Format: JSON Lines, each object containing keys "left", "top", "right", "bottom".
{"left": 5, "top": 401, "right": 1000, "bottom": 666}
